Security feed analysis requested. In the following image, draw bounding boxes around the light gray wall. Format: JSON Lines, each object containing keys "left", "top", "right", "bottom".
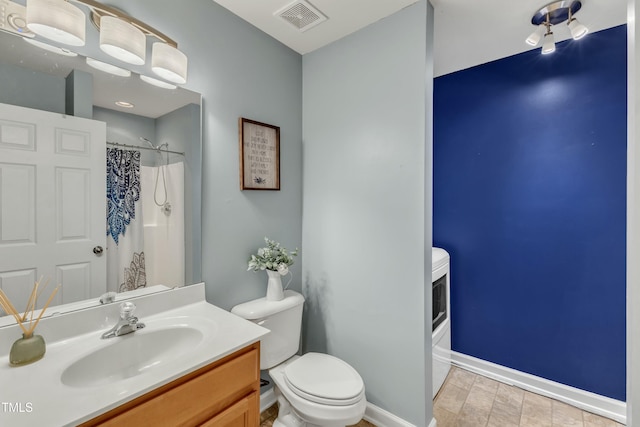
{"left": 301, "top": 1, "right": 433, "bottom": 425}
{"left": 98, "top": 0, "right": 303, "bottom": 308}
{"left": 93, "top": 107, "right": 157, "bottom": 166}
{"left": 0, "top": 61, "right": 65, "bottom": 114}
{"left": 65, "top": 69, "right": 93, "bottom": 119}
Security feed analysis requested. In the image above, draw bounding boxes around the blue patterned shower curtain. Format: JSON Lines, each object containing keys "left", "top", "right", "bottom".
{"left": 106, "top": 148, "right": 146, "bottom": 293}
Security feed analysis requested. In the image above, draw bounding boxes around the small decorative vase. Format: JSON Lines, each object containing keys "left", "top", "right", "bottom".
{"left": 266, "top": 269, "right": 284, "bottom": 301}
{"left": 10, "top": 333, "right": 46, "bottom": 367}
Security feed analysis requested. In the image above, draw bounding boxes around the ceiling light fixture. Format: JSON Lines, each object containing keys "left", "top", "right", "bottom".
{"left": 541, "top": 29, "right": 555, "bottom": 54}
{"left": 115, "top": 101, "right": 134, "bottom": 108}
{"left": 24, "top": 0, "right": 188, "bottom": 83}
{"left": 567, "top": 6, "right": 588, "bottom": 40}
{"left": 526, "top": 1, "right": 589, "bottom": 54}
{"left": 525, "top": 25, "right": 545, "bottom": 46}
{"left": 541, "top": 15, "right": 555, "bottom": 55}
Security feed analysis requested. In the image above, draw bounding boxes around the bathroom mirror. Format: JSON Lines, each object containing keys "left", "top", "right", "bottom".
{"left": 0, "top": 27, "right": 202, "bottom": 325}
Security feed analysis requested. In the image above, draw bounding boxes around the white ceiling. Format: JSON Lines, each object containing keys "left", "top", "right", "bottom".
{"left": 213, "top": 0, "right": 420, "bottom": 55}
{"left": 431, "top": 0, "right": 627, "bottom": 76}
{"left": 213, "top": 0, "right": 628, "bottom": 77}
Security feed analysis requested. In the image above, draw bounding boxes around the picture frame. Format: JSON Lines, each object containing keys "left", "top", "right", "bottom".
{"left": 238, "top": 117, "right": 281, "bottom": 191}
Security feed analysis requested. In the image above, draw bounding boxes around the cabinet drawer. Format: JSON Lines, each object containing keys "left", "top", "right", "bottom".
{"left": 199, "top": 392, "right": 258, "bottom": 427}
{"left": 88, "top": 344, "right": 259, "bottom": 427}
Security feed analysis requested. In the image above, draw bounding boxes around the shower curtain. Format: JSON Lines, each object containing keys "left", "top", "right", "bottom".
{"left": 141, "top": 162, "right": 185, "bottom": 288}
{"left": 106, "top": 148, "right": 146, "bottom": 293}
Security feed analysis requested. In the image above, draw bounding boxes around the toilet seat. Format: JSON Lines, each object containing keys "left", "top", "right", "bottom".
{"left": 283, "top": 353, "right": 364, "bottom": 406}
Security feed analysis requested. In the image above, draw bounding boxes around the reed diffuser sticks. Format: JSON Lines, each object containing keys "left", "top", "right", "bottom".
{"left": 0, "top": 278, "right": 60, "bottom": 337}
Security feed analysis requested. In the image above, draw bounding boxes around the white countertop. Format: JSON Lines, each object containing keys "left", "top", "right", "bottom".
{"left": 0, "top": 283, "right": 269, "bottom": 427}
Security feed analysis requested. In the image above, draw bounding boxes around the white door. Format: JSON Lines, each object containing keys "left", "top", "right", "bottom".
{"left": 0, "top": 103, "right": 106, "bottom": 311}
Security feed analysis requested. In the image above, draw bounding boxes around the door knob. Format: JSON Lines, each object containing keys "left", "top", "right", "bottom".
{"left": 93, "top": 246, "right": 104, "bottom": 255}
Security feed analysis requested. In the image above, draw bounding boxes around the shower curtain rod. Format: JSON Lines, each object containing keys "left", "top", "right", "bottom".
{"left": 107, "top": 141, "right": 185, "bottom": 156}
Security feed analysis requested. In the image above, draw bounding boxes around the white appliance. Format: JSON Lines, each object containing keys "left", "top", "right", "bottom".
{"left": 432, "top": 247, "right": 451, "bottom": 397}
{"left": 232, "top": 291, "right": 367, "bottom": 427}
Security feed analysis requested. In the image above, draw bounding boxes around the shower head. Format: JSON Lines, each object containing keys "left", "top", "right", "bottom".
{"left": 139, "top": 137, "right": 169, "bottom": 154}
{"left": 139, "top": 137, "right": 156, "bottom": 149}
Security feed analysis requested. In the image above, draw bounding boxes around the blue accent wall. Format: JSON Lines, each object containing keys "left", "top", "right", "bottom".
{"left": 433, "top": 25, "right": 627, "bottom": 400}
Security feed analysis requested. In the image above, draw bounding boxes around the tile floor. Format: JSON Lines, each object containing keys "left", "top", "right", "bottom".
{"left": 260, "top": 367, "right": 625, "bottom": 427}
{"left": 434, "top": 367, "right": 625, "bottom": 427}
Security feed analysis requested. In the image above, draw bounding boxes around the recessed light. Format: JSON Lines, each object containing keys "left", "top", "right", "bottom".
{"left": 115, "top": 101, "right": 134, "bottom": 108}
{"left": 140, "top": 75, "right": 177, "bottom": 90}
{"left": 86, "top": 57, "right": 131, "bottom": 77}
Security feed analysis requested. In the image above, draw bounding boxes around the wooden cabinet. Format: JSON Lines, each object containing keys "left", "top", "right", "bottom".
{"left": 200, "top": 392, "right": 258, "bottom": 427}
{"left": 81, "top": 342, "right": 260, "bottom": 427}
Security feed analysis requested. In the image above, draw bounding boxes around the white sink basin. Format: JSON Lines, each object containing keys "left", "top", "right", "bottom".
{"left": 61, "top": 325, "right": 204, "bottom": 388}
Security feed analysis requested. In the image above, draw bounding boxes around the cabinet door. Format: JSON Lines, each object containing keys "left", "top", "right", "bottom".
{"left": 200, "top": 392, "right": 258, "bottom": 427}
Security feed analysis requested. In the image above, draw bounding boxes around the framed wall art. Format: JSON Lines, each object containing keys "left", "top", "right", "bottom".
{"left": 239, "top": 118, "right": 280, "bottom": 190}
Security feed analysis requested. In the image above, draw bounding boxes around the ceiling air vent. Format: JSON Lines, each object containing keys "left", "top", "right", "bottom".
{"left": 275, "top": 0, "right": 327, "bottom": 32}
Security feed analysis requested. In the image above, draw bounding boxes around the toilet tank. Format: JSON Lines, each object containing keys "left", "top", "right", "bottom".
{"left": 231, "top": 290, "right": 305, "bottom": 369}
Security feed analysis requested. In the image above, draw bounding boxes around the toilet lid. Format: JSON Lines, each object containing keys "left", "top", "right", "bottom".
{"left": 283, "top": 353, "right": 364, "bottom": 406}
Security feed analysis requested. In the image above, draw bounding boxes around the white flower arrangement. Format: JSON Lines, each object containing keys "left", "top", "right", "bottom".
{"left": 247, "top": 237, "right": 298, "bottom": 275}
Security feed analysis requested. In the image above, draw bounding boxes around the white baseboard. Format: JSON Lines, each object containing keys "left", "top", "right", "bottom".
{"left": 451, "top": 351, "right": 627, "bottom": 425}
{"left": 261, "top": 394, "right": 434, "bottom": 427}
{"left": 364, "top": 403, "right": 415, "bottom": 427}
{"left": 364, "top": 402, "right": 436, "bottom": 427}
{"left": 260, "top": 387, "right": 277, "bottom": 413}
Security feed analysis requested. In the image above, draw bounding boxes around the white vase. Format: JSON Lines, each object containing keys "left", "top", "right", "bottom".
{"left": 266, "top": 269, "right": 284, "bottom": 301}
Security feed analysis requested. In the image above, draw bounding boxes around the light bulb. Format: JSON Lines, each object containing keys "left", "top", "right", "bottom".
{"left": 541, "top": 31, "right": 555, "bottom": 55}
{"left": 568, "top": 18, "right": 588, "bottom": 40}
{"left": 526, "top": 25, "right": 544, "bottom": 46}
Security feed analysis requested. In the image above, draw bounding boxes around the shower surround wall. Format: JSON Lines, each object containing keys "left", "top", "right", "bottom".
{"left": 433, "top": 25, "right": 627, "bottom": 401}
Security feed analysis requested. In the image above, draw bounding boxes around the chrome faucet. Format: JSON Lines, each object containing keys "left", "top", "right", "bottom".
{"left": 101, "top": 302, "right": 146, "bottom": 339}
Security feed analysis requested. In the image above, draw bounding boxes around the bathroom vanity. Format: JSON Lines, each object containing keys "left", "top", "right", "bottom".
{"left": 81, "top": 342, "right": 260, "bottom": 426}
{"left": 0, "top": 284, "right": 268, "bottom": 427}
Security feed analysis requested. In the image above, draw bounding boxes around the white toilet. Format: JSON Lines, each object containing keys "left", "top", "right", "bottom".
{"left": 231, "top": 290, "right": 367, "bottom": 427}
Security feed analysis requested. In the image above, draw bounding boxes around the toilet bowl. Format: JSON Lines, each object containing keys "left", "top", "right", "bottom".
{"left": 270, "top": 354, "right": 366, "bottom": 427}
{"left": 231, "top": 290, "right": 367, "bottom": 427}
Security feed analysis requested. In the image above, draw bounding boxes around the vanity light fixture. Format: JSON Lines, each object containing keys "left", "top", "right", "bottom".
{"left": 24, "top": 37, "right": 78, "bottom": 56}
{"left": 24, "top": 0, "right": 188, "bottom": 83}
{"left": 26, "top": 0, "right": 86, "bottom": 46}
{"left": 99, "top": 15, "right": 145, "bottom": 65}
{"left": 525, "top": 0, "right": 589, "bottom": 54}
{"left": 151, "top": 42, "right": 188, "bottom": 84}
{"left": 86, "top": 57, "right": 131, "bottom": 77}
{"left": 140, "top": 75, "right": 177, "bottom": 90}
